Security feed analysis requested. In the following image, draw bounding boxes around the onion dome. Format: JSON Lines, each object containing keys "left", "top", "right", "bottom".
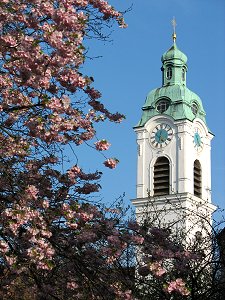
{"left": 161, "top": 42, "right": 187, "bottom": 64}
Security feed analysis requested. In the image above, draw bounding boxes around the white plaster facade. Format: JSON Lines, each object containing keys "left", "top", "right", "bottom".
{"left": 132, "top": 115, "right": 217, "bottom": 235}
{"left": 135, "top": 116, "right": 213, "bottom": 202}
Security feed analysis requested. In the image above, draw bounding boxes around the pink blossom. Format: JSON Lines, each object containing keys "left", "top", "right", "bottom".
{"left": 149, "top": 262, "right": 166, "bottom": 277}
{"left": 80, "top": 212, "right": 93, "bottom": 222}
{"left": 5, "top": 256, "right": 17, "bottom": 266}
{"left": 69, "top": 223, "right": 78, "bottom": 229}
{"left": 165, "top": 278, "right": 190, "bottom": 296}
{"left": 103, "top": 158, "right": 119, "bottom": 169}
{"left": 106, "top": 256, "right": 117, "bottom": 264}
{"left": 26, "top": 185, "right": 39, "bottom": 200}
{"left": 0, "top": 240, "right": 9, "bottom": 253}
{"left": 95, "top": 139, "right": 111, "bottom": 151}
{"left": 67, "top": 165, "right": 81, "bottom": 182}
{"left": 131, "top": 235, "right": 144, "bottom": 245}
{"left": 42, "top": 200, "right": 49, "bottom": 209}
{"left": 67, "top": 282, "right": 78, "bottom": 290}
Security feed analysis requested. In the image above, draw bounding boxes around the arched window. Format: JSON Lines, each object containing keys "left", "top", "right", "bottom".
{"left": 154, "top": 157, "right": 170, "bottom": 196}
{"left": 194, "top": 160, "right": 202, "bottom": 198}
{"left": 182, "top": 68, "right": 185, "bottom": 81}
{"left": 191, "top": 102, "right": 198, "bottom": 115}
{"left": 166, "top": 67, "right": 172, "bottom": 80}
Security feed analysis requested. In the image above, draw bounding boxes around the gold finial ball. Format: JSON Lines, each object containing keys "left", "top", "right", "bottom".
{"left": 172, "top": 32, "right": 177, "bottom": 42}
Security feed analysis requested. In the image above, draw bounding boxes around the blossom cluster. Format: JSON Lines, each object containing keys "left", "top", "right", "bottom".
{"left": 95, "top": 139, "right": 111, "bottom": 151}
{"left": 164, "top": 278, "right": 190, "bottom": 296}
{"left": 104, "top": 158, "right": 119, "bottom": 169}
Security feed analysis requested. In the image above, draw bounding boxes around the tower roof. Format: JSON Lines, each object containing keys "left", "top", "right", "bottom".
{"left": 161, "top": 42, "right": 187, "bottom": 64}
{"left": 135, "top": 38, "right": 207, "bottom": 128}
{"left": 136, "top": 85, "right": 206, "bottom": 127}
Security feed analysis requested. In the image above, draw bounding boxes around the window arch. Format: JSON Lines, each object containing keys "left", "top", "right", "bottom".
{"left": 194, "top": 160, "right": 202, "bottom": 198}
{"left": 166, "top": 67, "right": 172, "bottom": 80}
{"left": 153, "top": 157, "right": 170, "bottom": 196}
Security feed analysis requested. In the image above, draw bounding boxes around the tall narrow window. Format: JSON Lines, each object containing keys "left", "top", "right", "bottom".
{"left": 154, "top": 157, "right": 170, "bottom": 196}
{"left": 182, "top": 68, "right": 185, "bottom": 81}
{"left": 166, "top": 67, "right": 172, "bottom": 80}
{"left": 194, "top": 160, "right": 202, "bottom": 198}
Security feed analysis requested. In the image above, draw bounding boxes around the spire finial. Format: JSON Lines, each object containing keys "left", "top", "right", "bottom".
{"left": 171, "top": 17, "right": 177, "bottom": 42}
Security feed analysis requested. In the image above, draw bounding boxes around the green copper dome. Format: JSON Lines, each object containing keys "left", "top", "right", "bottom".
{"left": 135, "top": 41, "right": 207, "bottom": 128}
{"left": 161, "top": 42, "right": 187, "bottom": 64}
{"left": 137, "top": 85, "right": 206, "bottom": 127}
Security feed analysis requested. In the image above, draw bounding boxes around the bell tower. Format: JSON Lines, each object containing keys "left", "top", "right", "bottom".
{"left": 132, "top": 29, "right": 216, "bottom": 235}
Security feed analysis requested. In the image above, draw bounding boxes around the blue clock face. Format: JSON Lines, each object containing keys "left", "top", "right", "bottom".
{"left": 155, "top": 129, "right": 168, "bottom": 143}
{"left": 194, "top": 132, "right": 201, "bottom": 146}
{"left": 193, "top": 128, "right": 203, "bottom": 151}
{"left": 150, "top": 124, "right": 173, "bottom": 148}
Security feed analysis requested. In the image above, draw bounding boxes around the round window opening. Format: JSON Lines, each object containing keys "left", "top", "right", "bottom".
{"left": 191, "top": 103, "right": 198, "bottom": 115}
{"left": 156, "top": 99, "right": 170, "bottom": 113}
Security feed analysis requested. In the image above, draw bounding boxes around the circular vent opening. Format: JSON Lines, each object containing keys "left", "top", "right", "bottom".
{"left": 156, "top": 99, "right": 170, "bottom": 113}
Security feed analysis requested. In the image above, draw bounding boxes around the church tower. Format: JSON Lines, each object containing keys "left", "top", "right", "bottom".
{"left": 132, "top": 30, "right": 216, "bottom": 236}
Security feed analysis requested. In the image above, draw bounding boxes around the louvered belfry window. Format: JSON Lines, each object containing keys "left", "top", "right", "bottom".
{"left": 153, "top": 157, "right": 170, "bottom": 196}
{"left": 194, "top": 160, "right": 202, "bottom": 198}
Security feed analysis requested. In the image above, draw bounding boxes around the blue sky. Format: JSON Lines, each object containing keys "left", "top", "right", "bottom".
{"left": 76, "top": 1, "right": 225, "bottom": 215}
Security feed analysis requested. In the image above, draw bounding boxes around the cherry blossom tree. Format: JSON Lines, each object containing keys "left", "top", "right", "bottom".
{"left": 1, "top": 1, "right": 223, "bottom": 299}
{"left": 0, "top": 1, "right": 141, "bottom": 299}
